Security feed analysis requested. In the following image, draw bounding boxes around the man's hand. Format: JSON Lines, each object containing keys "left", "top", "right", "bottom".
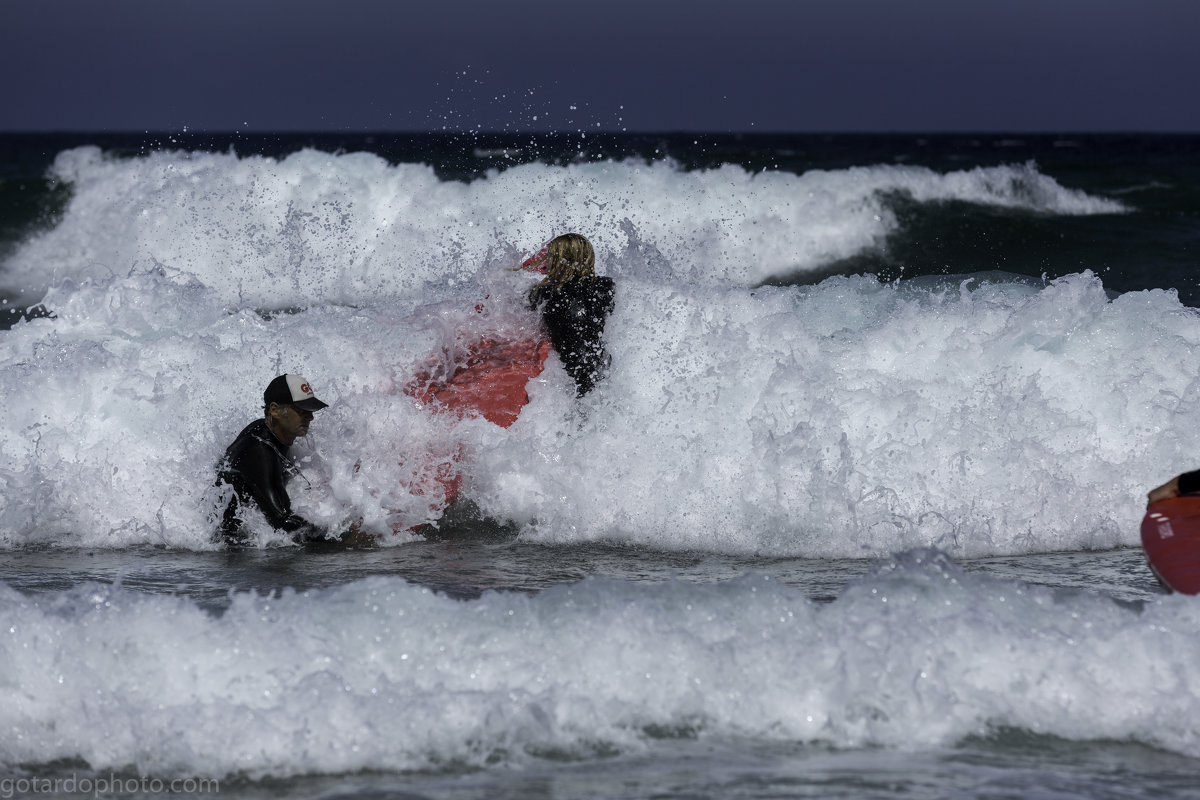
{"left": 1148, "top": 476, "right": 1182, "bottom": 508}
{"left": 341, "top": 516, "right": 377, "bottom": 548}
{"left": 343, "top": 527, "right": 376, "bottom": 548}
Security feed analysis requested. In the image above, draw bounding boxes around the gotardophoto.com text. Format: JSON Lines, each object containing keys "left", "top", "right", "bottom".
{"left": 2, "top": 773, "right": 220, "bottom": 798}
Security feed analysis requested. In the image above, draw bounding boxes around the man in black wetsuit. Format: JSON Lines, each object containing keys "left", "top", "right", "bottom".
{"left": 216, "top": 373, "right": 356, "bottom": 546}
{"left": 526, "top": 233, "right": 616, "bottom": 396}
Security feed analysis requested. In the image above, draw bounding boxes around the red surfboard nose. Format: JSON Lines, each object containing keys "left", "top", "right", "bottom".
{"left": 1141, "top": 495, "right": 1200, "bottom": 594}
{"left": 521, "top": 247, "right": 549, "bottom": 273}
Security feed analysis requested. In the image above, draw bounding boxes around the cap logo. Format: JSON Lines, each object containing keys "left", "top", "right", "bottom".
{"left": 300, "top": 382, "right": 313, "bottom": 396}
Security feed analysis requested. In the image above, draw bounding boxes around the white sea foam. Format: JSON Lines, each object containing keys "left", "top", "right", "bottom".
{"left": 2, "top": 553, "right": 1198, "bottom": 778}
{"left": 475, "top": 271, "right": 1200, "bottom": 556}
{"left": 2, "top": 261, "right": 1200, "bottom": 554}
{"left": 0, "top": 147, "right": 1176, "bottom": 555}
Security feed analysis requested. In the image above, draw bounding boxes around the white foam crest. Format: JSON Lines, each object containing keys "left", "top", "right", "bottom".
{"left": 1, "top": 148, "right": 1127, "bottom": 301}
{"left": 3, "top": 267, "right": 1200, "bottom": 555}
{"left": 3, "top": 555, "right": 1199, "bottom": 777}
{"left": 842, "top": 159, "right": 1129, "bottom": 214}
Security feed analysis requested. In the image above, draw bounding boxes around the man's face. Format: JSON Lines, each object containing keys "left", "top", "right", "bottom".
{"left": 269, "top": 403, "right": 315, "bottom": 444}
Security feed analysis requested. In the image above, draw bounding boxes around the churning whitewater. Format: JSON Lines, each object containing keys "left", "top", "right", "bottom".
{"left": 0, "top": 147, "right": 1187, "bottom": 554}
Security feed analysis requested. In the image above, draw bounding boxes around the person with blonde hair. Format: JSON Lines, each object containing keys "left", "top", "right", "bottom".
{"left": 523, "top": 233, "right": 615, "bottom": 396}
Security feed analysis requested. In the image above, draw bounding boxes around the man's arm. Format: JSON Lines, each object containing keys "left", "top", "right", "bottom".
{"left": 228, "top": 441, "right": 323, "bottom": 537}
{"left": 222, "top": 434, "right": 371, "bottom": 547}
{"left": 1148, "top": 471, "right": 1200, "bottom": 507}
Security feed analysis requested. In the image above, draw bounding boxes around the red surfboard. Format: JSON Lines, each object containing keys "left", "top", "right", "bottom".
{"left": 400, "top": 332, "right": 551, "bottom": 518}
{"left": 407, "top": 335, "right": 552, "bottom": 428}
{"left": 1141, "top": 495, "right": 1200, "bottom": 593}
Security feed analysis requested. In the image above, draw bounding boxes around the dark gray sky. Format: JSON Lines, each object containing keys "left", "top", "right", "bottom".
{"left": 3, "top": 0, "right": 1198, "bottom": 133}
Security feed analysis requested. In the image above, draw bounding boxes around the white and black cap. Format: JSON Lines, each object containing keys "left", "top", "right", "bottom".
{"left": 264, "top": 374, "right": 329, "bottom": 412}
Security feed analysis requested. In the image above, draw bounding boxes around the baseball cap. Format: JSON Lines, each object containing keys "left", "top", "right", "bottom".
{"left": 264, "top": 374, "right": 329, "bottom": 412}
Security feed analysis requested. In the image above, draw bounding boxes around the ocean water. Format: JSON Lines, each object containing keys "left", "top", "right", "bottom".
{"left": 2, "top": 132, "right": 1200, "bottom": 798}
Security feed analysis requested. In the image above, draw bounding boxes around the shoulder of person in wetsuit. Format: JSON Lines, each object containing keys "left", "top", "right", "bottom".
{"left": 531, "top": 275, "right": 614, "bottom": 320}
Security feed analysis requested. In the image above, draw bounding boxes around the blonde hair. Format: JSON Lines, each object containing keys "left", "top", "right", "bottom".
{"left": 534, "top": 233, "right": 595, "bottom": 293}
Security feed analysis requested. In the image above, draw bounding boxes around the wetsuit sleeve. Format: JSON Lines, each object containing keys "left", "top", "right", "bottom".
{"left": 1178, "top": 470, "right": 1200, "bottom": 495}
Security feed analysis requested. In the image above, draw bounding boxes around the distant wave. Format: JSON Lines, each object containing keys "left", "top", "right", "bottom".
{"left": 0, "top": 147, "right": 1127, "bottom": 305}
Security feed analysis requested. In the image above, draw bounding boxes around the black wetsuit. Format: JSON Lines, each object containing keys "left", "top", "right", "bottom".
{"left": 216, "top": 419, "right": 326, "bottom": 545}
{"left": 530, "top": 275, "right": 615, "bottom": 396}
